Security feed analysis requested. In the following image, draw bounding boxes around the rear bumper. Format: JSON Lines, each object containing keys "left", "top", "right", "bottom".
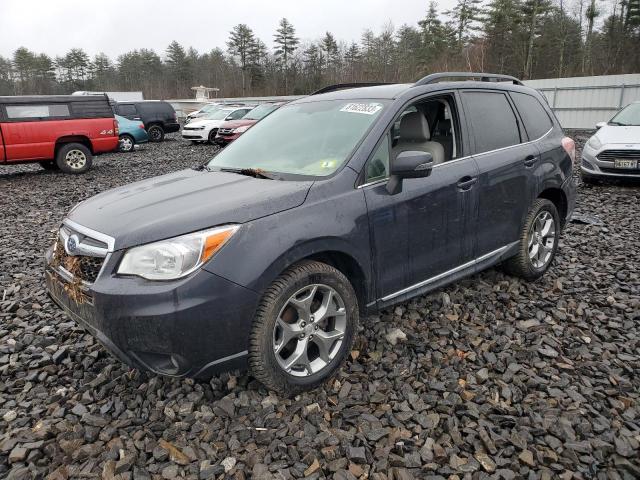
{"left": 561, "top": 174, "right": 576, "bottom": 225}
{"left": 164, "top": 123, "right": 181, "bottom": 134}
{"left": 45, "top": 248, "right": 260, "bottom": 378}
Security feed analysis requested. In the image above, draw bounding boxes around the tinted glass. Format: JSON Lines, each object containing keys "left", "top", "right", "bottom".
{"left": 226, "top": 109, "right": 249, "bottom": 120}
{"left": 208, "top": 99, "right": 388, "bottom": 177}
{"left": 204, "top": 109, "right": 235, "bottom": 120}
{"left": 511, "top": 92, "right": 553, "bottom": 139}
{"left": 462, "top": 92, "right": 520, "bottom": 153}
{"left": 118, "top": 104, "right": 137, "bottom": 116}
{"left": 6, "top": 104, "right": 69, "bottom": 119}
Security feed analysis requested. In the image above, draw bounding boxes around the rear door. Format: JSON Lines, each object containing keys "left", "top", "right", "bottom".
{"left": 461, "top": 90, "right": 538, "bottom": 256}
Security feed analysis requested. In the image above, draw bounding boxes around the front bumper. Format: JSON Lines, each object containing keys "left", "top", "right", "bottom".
{"left": 215, "top": 133, "right": 241, "bottom": 145}
{"left": 581, "top": 145, "right": 640, "bottom": 179}
{"left": 182, "top": 129, "right": 208, "bottom": 141}
{"left": 45, "top": 246, "right": 259, "bottom": 378}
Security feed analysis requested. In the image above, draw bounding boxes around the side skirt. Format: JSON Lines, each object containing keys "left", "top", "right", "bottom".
{"left": 375, "top": 241, "right": 519, "bottom": 310}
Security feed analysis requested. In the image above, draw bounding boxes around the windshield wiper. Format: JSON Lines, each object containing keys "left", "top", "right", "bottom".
{"left": 219, "top": 167, "right": 278, "bottom": 180}
{"left": 609, "top": 121, "right": 628, "bottom": 126}
{"left": 191, "top": 162, "right": 212, "bottom": 172}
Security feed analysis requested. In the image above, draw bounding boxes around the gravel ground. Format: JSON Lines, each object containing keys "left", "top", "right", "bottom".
{"left": 1, "top": 134, "right": 638, "bottom": 480}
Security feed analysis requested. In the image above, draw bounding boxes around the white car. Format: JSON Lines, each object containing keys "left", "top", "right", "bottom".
{"left": 181, "top": 107, "right": 253, "bottom": 144}
{"left": 185, "top": 103, "right": 223, "bottom": 124}
{"left": 581, "top": 101, "right": 640, "bottom": 182}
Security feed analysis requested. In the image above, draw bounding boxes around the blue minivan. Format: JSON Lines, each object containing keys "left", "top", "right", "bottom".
{"left": 115, "top": 114, "right": 148, "bottom": 152}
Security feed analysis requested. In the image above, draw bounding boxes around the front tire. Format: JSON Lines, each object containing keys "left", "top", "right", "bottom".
{"left": 208, "top": 129, "right": 218, "bottom": 144}
{"left": 249, "top": 261, "right": 359, "bottom": 395}
{"left": 147, "top": 125, "right": 164, "bottom": 142}
{"left": 503, "top": 199, "right": 560, "bottom": 281}
{"left": 55, "top": 143, "right": 93, "bottom": 174}
{"left": 119, "top": 134, "right": 135, "bottom": 152}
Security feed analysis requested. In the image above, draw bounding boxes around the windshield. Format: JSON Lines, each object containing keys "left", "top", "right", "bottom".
{"left": 245, "top": 104, "right": 280, "bottom": 121}
{"left": 207, "top": 99, "right": 388, "bottom": 177}
{"left": 610, "top": 103, "right": 640, "bottom": 126}
{"left": 200, "top": 104, "right": 219, "bottom": 113}
{"left": 203, "top": 109, "right": 235, "bottom": 120}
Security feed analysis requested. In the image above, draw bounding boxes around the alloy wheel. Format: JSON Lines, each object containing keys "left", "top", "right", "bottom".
{"left": 272, "top": 284, "right": 347, "bottom": 377}
{"left": 528, "top": 210, "right": 556, "bottom": 269}
{"left": 65, "top": 149, "right": 87, "bottom": 170}
{"left": 120, "top": 136, "right": 133, "bottom": 152}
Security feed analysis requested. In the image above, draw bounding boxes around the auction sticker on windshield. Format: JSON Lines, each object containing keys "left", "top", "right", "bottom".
{"left": 340, "top": 103, "right": 383, "bottom": 115}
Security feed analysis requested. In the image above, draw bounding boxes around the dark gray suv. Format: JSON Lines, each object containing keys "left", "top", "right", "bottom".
{"left": 46, "top": 73, "right": 576, "bottom": 394}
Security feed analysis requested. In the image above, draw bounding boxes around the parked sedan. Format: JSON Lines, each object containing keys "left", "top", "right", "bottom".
{"left": 185, "top": 102, "right": 222, "bottom": 124}
{"left": 581, "top": 101, "right": 640, "bottom": 182}
{"left": 181, "top": 106, "right": 253, "bottom": 144}
{"left": 115, "top": 114, "right": 148, "bottom": 153}
{"left": 215, "top": 102, "right": 286, "bottom": 146}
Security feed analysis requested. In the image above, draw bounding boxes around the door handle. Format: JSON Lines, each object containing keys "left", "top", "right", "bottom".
{"left": 457, "top": 176, "right": 477, "bottom": 190}
{"left": 524, "top": 155, "right": 538, "bottom": 167}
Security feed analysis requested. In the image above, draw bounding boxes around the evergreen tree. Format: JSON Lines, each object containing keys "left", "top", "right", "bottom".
{"left": 273, "top": 18, "right": 299, "bottom": 92}
{"left": 227, "top": 24, "right": 256, "bottom": 95}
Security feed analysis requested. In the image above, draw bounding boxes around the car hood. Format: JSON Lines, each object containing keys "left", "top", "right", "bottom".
{"left": 595, "top": 125, "right": 640, "bottom": 145}
{"left": 184, "top": 118, "right": 224, "bottom": 129}
{"left": 67, "top": 169, "right": 313, "bottom": 250}
{"left": 220, "top": 119, "right": 258, "bottom": 129}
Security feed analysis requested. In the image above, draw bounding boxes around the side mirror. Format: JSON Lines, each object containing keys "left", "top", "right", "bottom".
{"left": 596, "top": 121, "right": 606, "bottom": 129}
{"left": 386, "top": 151, "right": 433, "bottom": 195}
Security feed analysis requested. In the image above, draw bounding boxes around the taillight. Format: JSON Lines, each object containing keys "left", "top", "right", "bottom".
{"left": 114, "top": 119, "right": 119, "bottom": 136}
{"left": 562, "top": 137, "right": 576, "bottom": 163}
{"left": 139, "top": 124, "right": 145, "bottom": 130}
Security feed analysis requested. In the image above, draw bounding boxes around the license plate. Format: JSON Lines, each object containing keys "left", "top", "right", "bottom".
{"left": 614, "top": 159, "right": 638, "bottom": 169}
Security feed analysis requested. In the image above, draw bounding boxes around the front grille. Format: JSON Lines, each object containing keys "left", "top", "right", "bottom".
{"left": 53, "top": 242, "right": 105, "bottom": 283}
{"left": 596, "top": 149, "right": 640, "bottom": 161}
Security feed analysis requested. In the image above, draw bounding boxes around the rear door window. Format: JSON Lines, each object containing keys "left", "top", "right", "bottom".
{"left": 6, "top": 104, "right": 70, "bottom": 119}
{"left": 461, "top": 91, "right": 521, "bottom": 153}
{"left": 510, "top": 92, "right": 553, "bottom": 140}
{"left": 117, "top": 104, "right": 138, "bottom": 117}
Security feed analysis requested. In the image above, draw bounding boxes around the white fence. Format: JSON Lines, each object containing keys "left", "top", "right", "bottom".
{"left": 524, "top": 74, "right": 640, "bottom": 130}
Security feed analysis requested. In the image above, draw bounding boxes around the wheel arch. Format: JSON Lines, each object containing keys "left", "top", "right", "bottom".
{"left": 538, "top": 187, "right": 568, "bottom": 227}
{"left": 55, "top": 136, "right": 93, "bottom": 155}
{"left": 249, "top": 239, "right": 373, "bottom": 315}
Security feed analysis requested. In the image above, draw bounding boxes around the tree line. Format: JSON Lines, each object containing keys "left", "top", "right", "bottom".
{"left": 1, "top": 0, "right": 639, "bottom": 99}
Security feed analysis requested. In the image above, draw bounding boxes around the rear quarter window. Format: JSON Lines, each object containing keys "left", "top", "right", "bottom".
{"left": 510, "top": 92, "right": 554, "bottom": 140}
{"left": 462, "top": 91, "right": 521, "bottom": 153}
{"left": 6, "top": 104, "right": 70, "bottom": 119}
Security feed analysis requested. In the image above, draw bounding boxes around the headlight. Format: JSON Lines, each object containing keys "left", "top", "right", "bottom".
{"left": 233, "top": 125, "right": 251, "bottom": 133}
{"left": 586, "top": 135, "right": 602, "bottom": 150}
{"left": 117, "top": 225, "right": 239, "bottom": 280}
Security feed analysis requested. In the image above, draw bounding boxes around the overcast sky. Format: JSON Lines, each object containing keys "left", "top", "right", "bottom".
{"left": 0, "top": 0, "right": 456, "bottom": 60}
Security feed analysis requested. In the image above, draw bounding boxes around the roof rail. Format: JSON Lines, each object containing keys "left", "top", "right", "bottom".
{"left": 311, "top": 82, "right": 392, "bottom": 95}
{"left": 414, "top": 72, "right": 523, "bottom": 87}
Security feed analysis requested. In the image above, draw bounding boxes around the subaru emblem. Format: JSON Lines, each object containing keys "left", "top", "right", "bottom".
{"left": 66, "top": 234, "right": 79, "bottom": 255}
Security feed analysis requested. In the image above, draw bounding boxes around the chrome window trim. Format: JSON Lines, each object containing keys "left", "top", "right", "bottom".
{"left": 62, "top": 218, "right": 115, "bottom": 252}
{"left": 380, "top": 243, "right": 512, "bottom": 302}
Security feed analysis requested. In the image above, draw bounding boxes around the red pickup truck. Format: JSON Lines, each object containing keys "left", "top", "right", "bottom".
{"left": 0, "top": 95, "right": 119, "bottom": 173}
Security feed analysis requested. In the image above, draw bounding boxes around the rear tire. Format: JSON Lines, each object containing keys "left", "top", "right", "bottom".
{"left": 503, "top": 199, "right": 560, "bottom": 281}
{"left": 119, "top": 134, "right": 135, "bottom": 152}
{"left": 147, "top": 125, "right": 164, "bottom": 142}
{"left": 249, "top": 260, "right": 359, "bottom": 395}
{"left": 39, "top": 161, "right": 59, "bottom": 171}
{"left": 55, "top": 143, "right": 93, "bottom": 174}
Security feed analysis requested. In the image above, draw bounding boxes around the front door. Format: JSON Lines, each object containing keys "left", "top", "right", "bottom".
{"left": 460, "top": 90, "right": 538, "bottom": 256}
{"left": 362, "top": 94, "right": 478, "bottom": 304}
